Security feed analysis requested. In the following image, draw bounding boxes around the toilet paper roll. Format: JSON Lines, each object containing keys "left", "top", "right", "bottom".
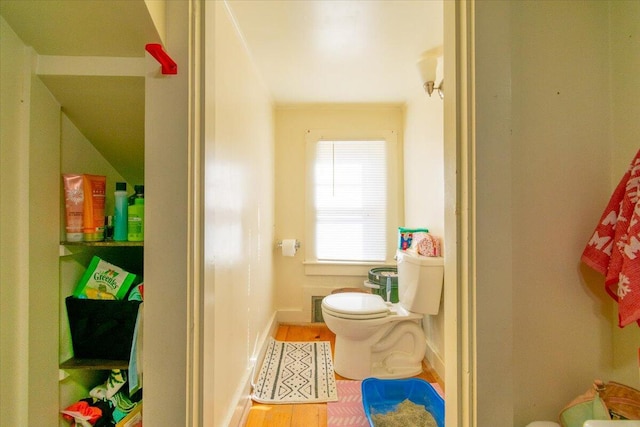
{"left": 281, "top": 239, "right": 297, "bottom": 257}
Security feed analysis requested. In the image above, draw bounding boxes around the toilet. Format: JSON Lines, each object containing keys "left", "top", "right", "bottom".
{"left": 321, "top": 251, "right": 444, "bottom": 380}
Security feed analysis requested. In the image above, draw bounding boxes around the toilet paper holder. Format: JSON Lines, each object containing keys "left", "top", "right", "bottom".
{"left": 276, "top": 240, "right": 301, "bottom": 249}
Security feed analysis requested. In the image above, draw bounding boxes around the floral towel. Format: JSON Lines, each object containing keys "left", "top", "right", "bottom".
{"left": 582, "top": 149, "right": 640, "bottom": 327}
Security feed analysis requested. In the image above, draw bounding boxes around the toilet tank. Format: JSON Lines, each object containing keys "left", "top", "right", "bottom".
{"left": 396, "top": 250, "right": 444, "bottom": 315}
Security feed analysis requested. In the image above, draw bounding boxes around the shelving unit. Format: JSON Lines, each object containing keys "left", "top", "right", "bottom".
{"left": 60, "top": 358, "right": 129, "bottom": 370}
{"left": 59, "top": 242, "right": 144, "bottom": 427}
{"left": 1, "top": 2, "right": 166, "bottom": 425}
{"left": 60, "top": 240, "right": 144, "bottom": 373}
{"left": 61, "top": 241, "right": 144, "bottom": 247}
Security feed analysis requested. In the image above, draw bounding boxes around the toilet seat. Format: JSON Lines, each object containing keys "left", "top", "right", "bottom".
{"left": 322, "top": 293, "right": 390, "bottom": 320}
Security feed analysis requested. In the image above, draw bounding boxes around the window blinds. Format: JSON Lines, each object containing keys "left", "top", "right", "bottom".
{"left": 313, "top": 140, "right": 387, "bottom": 262}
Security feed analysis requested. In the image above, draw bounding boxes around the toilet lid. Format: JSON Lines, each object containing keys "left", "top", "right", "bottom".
{"left": 322, "top": 293, "right": 389, "bottom": 319}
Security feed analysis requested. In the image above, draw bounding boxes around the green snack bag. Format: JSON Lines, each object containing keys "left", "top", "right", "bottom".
{"left": 73, "top": 256, "right": 136, "bottom": 300}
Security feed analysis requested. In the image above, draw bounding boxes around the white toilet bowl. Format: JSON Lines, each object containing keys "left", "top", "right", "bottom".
{"left": 322, "top": 292, "right": 427, "bottom": 380}
{"left": 322, "top": 252, "right": 444, "bottom": 380}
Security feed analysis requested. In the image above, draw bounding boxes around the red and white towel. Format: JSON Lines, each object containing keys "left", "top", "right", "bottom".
{"left": 581, "top": 149, "right": 640, "bottom": 327}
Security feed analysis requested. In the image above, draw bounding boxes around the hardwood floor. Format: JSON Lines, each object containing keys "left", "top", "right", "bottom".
{"left": 243, "top": 323, "right": 444, "bottom": 427}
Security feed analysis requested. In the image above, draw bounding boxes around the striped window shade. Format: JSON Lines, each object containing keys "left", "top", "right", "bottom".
{"left": 313, "top": 140, "right": 387, "bottom": 262}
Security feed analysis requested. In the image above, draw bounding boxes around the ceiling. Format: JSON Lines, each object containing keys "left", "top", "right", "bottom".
{"left": 226, "top": 0, "right": 443, "bottom": 104}
{"left": 0, "top": 0, "right": 442, "bottom": 184}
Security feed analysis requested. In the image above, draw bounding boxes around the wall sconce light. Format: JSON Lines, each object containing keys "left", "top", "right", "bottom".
{"left": 417, "top": 48, "right": 443, "bottom": 99}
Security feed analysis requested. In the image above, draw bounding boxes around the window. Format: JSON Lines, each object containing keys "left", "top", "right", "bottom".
{"left": 314, "top": 140, "right": 386, "bottom": 261}
{"left": 305, "top": 130, "right": 399, "bottom": 271}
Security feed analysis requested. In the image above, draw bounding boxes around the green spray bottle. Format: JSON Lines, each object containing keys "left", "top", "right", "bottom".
{"left": 127, "top": 185, "right": 144, "bottom": 241}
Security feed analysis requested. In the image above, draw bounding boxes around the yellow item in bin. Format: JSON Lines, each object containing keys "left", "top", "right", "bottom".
{"left": 85, "top": 285, "right": 117, "bottom": 300}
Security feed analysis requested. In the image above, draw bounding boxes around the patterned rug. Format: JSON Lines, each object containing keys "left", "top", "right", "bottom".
{"left": 252, "top": 338, "right": 338, "bottom": 404}
{"left": 328, "top": 380, "right": 444, "bottom": 427}
{"left": 327, "top": 380, "right": 370, "bottom": 426}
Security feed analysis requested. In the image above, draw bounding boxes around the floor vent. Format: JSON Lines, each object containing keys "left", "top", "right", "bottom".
{"left": 311, "top": 296, "right": 325, "bottom": 323}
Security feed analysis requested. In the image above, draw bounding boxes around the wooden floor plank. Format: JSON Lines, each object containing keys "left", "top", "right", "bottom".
{"left": 275, "top": 325, "right": 289, "bottom": 341}
{"left": 244, "top": 404, "right": 268, "bottom": 427}
{"left": 283, "top": 324, "right": 323, "bottom": 342}
{"left": 316, "top": 402, "right": 328, "bottom": 426}
{"left": 291, "top": 404, "right": 323, "bottom": 427}
{"left": 316, "top": 324, "right": 335, "bottom": 343}
{"left": 263, "top": 405, "right": 293, "bottom": 426}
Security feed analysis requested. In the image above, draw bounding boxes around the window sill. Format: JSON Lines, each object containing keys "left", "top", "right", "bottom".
{"left": 303, "top": 260, "right": 396, "bottom": 276}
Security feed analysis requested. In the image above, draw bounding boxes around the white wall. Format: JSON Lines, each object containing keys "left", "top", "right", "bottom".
{"left": 143, "top": 1, "right": 191, "bottom": 425}
{"left": 28, "top": 54, "right": 63, "bottom": 427}
{"left": 1, "top": 17, "right": 62, "bottom": 426}
{"left": 274, "top": 105, "right": 404, "bottom": 322}
{"left": 404, "top": 94, "right": 445, "bottom": 378}
{"left": 0, "top": 17, "right": 31, "bottom": 426}
{"left": 403, "top": 96, "right": 445, "bottom": 239}
{"left": 473, "top": 4, "right": 515, "bottom": 424}
{"left": 202, "top": 2, "right": 276, "bottom": 426}
{"left": 510, "top": 2, "right": 614, "bottom": 423}
{"left": 474, "top": 1, "right": 639, "bottom": 425}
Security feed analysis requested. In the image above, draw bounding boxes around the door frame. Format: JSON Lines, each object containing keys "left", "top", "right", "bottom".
{"left": 443, "top": 1, "right": 475, "bottom": 426}
{"left": 183, "top": 0, "right": 479, "bottom": 425}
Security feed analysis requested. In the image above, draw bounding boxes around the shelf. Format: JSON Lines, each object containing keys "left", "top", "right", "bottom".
{"left": 60, "top": 358, "right": 129, "bottom": 370}
{"left": 61, "top": 241, "right": 143, "bottom": 247}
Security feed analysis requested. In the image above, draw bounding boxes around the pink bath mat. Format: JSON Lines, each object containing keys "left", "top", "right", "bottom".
{"left": 327, "top": 381, "right": 369, "bottom": 427}
{"left": 327, "top": 380, "right": 444, "bottom": 427}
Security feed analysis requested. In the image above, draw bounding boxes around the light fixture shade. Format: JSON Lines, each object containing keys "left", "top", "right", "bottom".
{"left": 416, "top": 54, "right": 438, "bottom": 84}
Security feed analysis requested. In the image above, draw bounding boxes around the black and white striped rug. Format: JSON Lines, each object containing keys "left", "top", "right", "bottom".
{"left": 252, "top": 338, "right": 338, "bottom": 404}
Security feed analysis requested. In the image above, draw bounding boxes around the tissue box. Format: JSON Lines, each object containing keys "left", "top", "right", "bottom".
{"left": 66, "top": 297, "right": 141, "bottom": 360}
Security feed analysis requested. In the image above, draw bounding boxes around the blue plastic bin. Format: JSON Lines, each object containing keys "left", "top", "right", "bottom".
{"left": 361, "top": 378, "right": 444, "bottom": 427}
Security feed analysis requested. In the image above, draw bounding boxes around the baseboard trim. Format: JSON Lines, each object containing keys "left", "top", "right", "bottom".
{"left": 232, "top": 312, "right": 279, "bottom": 427}
{"left": 424, "top": 339, "right": 445, "bottom": 381}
